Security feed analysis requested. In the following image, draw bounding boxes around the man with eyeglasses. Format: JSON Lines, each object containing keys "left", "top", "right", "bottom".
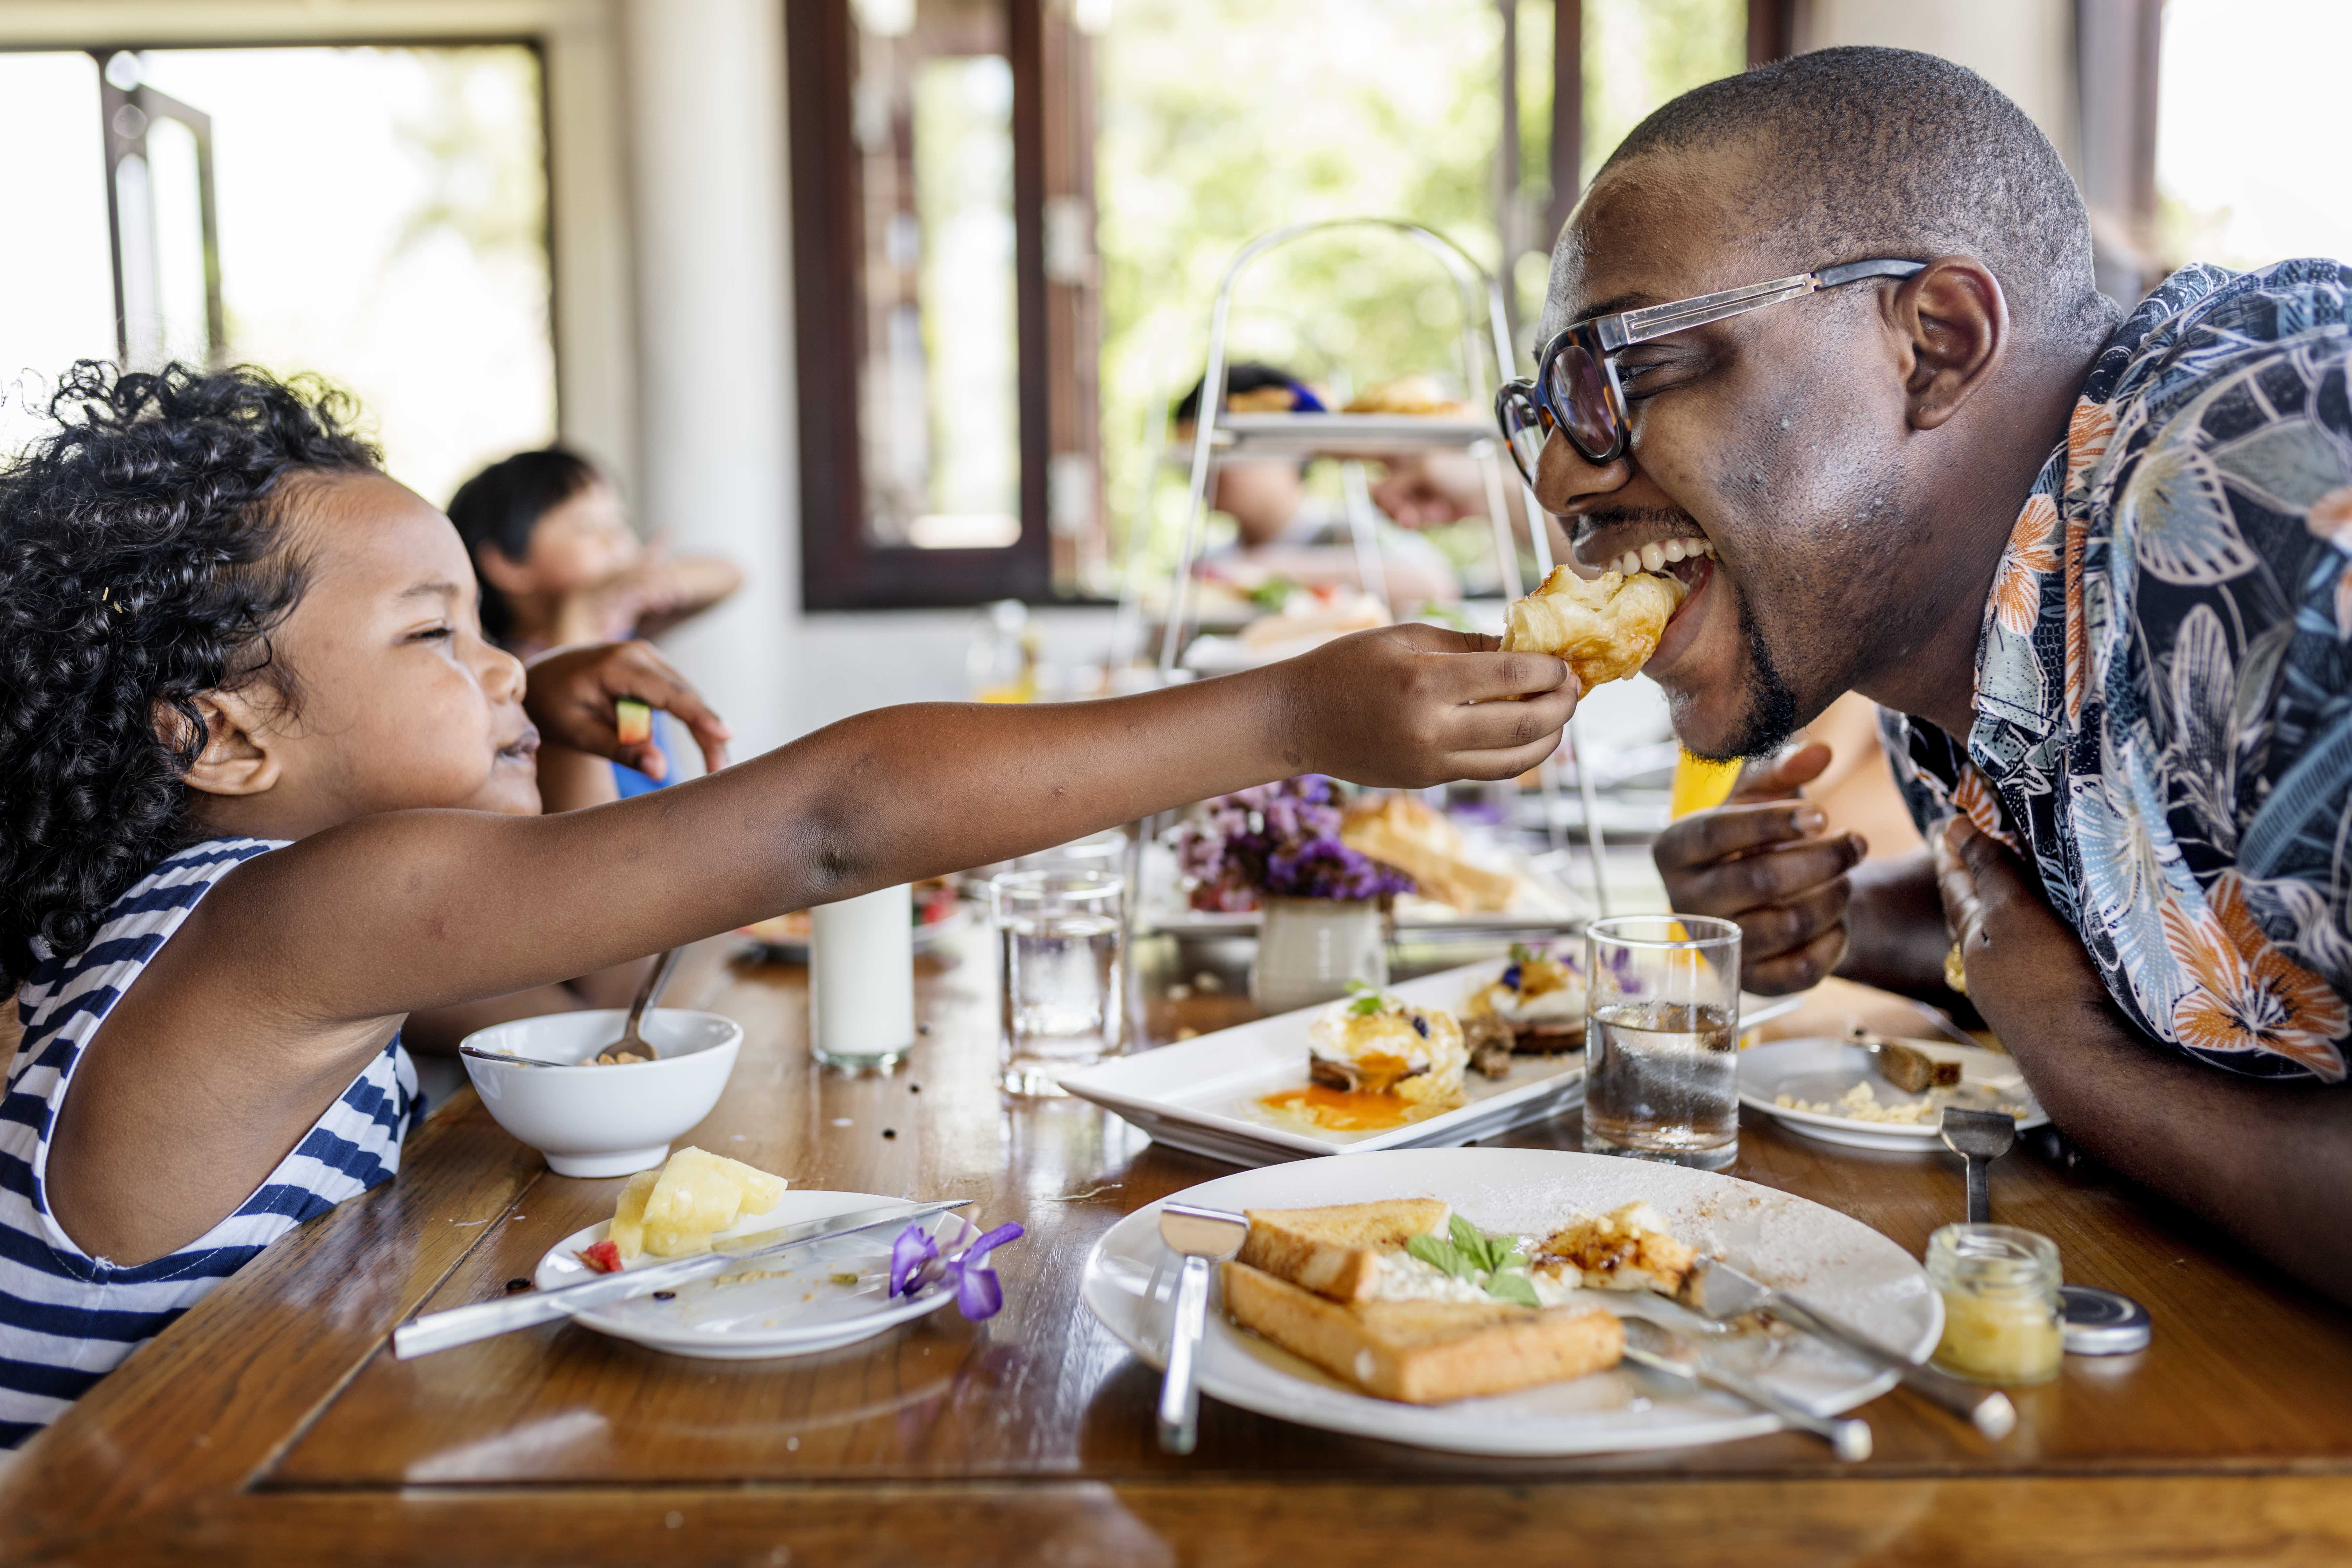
{"left": 1508, "top": 45, "right": 2352, "bottom": 1302}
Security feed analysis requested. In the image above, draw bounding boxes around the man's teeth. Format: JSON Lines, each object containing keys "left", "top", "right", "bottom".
{"left": 1612, "top": 538, "right": 1715, "bottom": 575}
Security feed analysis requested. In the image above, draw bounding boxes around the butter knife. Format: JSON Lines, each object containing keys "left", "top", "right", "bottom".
{"left": 1621, "top": 1321, "right": 1872, "bottom": 1461}
{"left": 392, "top": 1197, "right": 969, "bottom": 1359}
{"left": 1683, "top": 1254, "right": 2015, "bottom": 1439}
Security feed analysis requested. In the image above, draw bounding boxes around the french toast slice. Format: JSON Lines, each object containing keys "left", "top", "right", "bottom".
{"left": 1222, "top": 1260, "right": 1623, "bottom": 1404}
{"left": 1236, "top": 1198, "right": 1451, "bottom": 1303}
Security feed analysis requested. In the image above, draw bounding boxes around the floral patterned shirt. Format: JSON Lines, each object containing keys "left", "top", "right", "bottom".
{"left": 1881, "top": 260, "right": 2352, "bottom": 1083}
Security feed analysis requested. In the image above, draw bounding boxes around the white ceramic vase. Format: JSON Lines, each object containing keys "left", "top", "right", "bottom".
{"left": 1251, "top": 896, "right": 1387, "bottom": 1014}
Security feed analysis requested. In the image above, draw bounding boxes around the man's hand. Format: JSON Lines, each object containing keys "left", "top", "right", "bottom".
{"left": 1934, "top": 815, "right": 2113, "bottom": 1042}
{"left": 1652, "top": 742, "right": 1868, "bottom": 992}
{"left": 1274, "top": 623, "right": 1577, "bottom": 787}
{"left": 525, "top": 640, "right": 732, "bottom": 780}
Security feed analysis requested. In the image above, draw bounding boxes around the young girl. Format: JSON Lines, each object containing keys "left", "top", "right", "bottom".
{"left": 0, "top": 363, "right": 1575, "bottom": 1444}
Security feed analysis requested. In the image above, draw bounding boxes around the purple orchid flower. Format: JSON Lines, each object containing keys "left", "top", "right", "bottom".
{"left": 889, "top": 1218, "right": 1026, "bottom": 1321}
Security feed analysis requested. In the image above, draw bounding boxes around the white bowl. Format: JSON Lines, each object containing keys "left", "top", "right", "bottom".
{"left": 459, "top": 1009, "right": 743, "bottom": 1178}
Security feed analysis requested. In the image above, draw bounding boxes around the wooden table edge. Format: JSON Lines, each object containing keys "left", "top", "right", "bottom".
{"left": 30, "top": 1473, "right": 2352, "bottom": 1567}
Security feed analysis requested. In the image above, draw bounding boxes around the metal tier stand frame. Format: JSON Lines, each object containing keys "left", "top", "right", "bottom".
{"left": 1138, "top": 216, "right": 1609, "bottom": 916}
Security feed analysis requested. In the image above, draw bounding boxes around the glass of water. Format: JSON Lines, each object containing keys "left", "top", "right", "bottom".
{"left": 991, "top": 868, "right": 1125, "bottom": 1095}
{"left": 1583, "top": 915, "right": 1742, "bottom": 1170}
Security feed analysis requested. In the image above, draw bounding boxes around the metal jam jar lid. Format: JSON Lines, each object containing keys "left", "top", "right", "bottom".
{"left": 2060, "top": 1285, "right": 2151, "bottom": 1355}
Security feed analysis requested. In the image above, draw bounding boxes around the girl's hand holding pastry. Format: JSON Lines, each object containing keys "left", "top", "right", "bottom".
{"left": 1272, "top": 623, "right": 1577, "bottom": 788}
{"left": 525, "top": 640, "right": 733, "bottom": 780}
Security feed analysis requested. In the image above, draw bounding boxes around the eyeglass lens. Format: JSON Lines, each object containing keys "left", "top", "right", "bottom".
{"left": 1498, "top": 388, "right": 1549, "bottom": 484}
{"left": 1543, "top": 340, "right": 1620, "bottom": 461}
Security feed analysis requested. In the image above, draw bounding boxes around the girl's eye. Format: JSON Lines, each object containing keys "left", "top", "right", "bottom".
{"left": 408, "top": 625, "right": 453, "bottom": 643}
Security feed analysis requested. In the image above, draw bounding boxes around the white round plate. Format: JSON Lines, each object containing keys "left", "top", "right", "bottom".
{"left": 1080, "top": 1147, "right": 1937, "bottom": 1456}
{"left": 534, "top": 1189, "right": 963, "bottom": 1360}
{"left": 1739, "top": 1037, "right": 2048, "bottom": 1152}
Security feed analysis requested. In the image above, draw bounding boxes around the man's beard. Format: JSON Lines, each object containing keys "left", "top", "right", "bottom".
{"left": 1685, "top": 589, "right": 1801, "bottom": 762}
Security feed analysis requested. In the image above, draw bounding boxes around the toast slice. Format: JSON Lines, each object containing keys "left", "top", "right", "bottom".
{"left": 1236, "top": 1199, "right": 1451, "bottom": 1303}
{"left": 1222, "top": 1260, "right": 1623, "bottom": 1404}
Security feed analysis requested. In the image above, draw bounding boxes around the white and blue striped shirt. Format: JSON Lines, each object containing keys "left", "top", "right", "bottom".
{"left": 0, "top": 839, "right": 414, "bottom": 1445}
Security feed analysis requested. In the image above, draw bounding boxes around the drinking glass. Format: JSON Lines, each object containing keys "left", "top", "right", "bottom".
{"left": 1582, "top": 915, "right": 1742, "bottom": 1169}
{"left": 808, "top": 883, "right": 916, "bottom": 1070}
{"left": 992, "top": 868, "right": 1125, "bottom": 1095}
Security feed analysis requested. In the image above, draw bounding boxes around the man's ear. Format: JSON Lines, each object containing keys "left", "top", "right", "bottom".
{"left": 172, "top": 691, "right": 282, "bottom": 799}
{"left": 1891, "top": 255, "right": 2008, "bottom": 432}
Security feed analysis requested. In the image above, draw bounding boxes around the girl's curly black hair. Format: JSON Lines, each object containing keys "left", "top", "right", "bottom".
{"left": 0, "top": 361, "right": 380, "bottom": 988}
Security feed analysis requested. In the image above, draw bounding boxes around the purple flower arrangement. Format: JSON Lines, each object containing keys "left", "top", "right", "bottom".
{"left": 890, "top": 1218, "right": 1025, "bottom": 1320}
{"left": 1173, "top": 776, "right": 1413, "bottom": 909}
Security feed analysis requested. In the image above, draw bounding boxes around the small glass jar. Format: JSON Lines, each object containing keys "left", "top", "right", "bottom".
{"left": 1927, "top": 1223, "right": 2065, "bottom": 1386}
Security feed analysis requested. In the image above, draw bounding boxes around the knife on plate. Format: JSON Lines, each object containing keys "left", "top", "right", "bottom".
{"left": 391, "top": 1197, "right": 969, "bottom": 1359}
{"left": 1683, "top": 1254, "right": 2015, "bottom": 1440}
{"left": 1619, "top": 1320, "right": 1872, "bottom": 1461}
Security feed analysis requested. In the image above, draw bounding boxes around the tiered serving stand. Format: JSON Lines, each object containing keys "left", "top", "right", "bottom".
{"left": 1111, "top": 217, "right": 1612, "bottom": 928}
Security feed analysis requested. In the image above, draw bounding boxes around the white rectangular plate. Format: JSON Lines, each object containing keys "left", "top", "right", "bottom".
{"left": 1063, "top": 961, "right": 1803, "bottom": 1167}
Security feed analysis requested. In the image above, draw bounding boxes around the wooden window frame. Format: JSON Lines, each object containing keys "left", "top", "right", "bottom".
{"left": 786, "top": 0, "right": 1061, "bottom": 611}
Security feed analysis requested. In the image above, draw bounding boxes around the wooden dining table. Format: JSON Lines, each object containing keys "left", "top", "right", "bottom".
{"left": 5, "top": 923, "right": 2352, "bottom": 1567}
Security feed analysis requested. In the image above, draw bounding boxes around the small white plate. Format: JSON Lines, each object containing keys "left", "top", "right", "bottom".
{"left": 532, "top": 1190, "right": 964, "bottom": 1360}
{"left": 1059, "top": 960, "right": 1803, "bottom": 1168}
{"left": 1739, "top": 1037, "right": 2049, "bottom": 1152}
{"left": 1080, "top": 1147, "right": 1937, "bottom": 1456}
{"left": 741, "top": 903, "right": 970, "bottom": 964}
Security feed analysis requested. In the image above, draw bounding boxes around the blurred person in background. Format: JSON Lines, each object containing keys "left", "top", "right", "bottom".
{"left": 1174, "top": 362, "right": 1460, "bottom": 606}
{"left": 448, "top": 447, "right": 742, "bottom": 800}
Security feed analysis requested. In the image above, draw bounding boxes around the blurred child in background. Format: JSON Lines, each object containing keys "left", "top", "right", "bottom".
{"left": 448, "top": 448, "right": 743, "bottom": 799}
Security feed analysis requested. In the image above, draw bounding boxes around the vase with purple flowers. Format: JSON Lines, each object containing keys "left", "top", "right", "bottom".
{"left": 1172, "top": 776, "right": 1413, "bottom": 1012}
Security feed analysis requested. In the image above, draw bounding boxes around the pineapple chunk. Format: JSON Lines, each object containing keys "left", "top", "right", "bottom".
{"left": 630, "top": 1147, "right": 788, "bottom": 1258}
{"left": 608, "top": 1169, "right": 661, "bottom": 1261}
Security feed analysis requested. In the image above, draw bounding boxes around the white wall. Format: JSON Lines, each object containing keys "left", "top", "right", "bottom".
{"left": 1801, "top": 0, "right": 2080, "bottom": 169}
{"left": 617, "top": 0, "right": 799, "bottom": 759}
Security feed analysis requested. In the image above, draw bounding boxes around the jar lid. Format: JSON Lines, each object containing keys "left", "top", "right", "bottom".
{"left": 2060, "top": 1285, "right": 2151, "bottom": 1355}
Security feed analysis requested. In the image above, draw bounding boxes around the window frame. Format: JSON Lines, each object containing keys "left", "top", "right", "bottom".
{"left": 785, "top": 0, "right": 1059, "bottom": 611}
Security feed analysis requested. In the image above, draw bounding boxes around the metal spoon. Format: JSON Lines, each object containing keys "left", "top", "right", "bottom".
{"left": 594, "top": 948, "right": 682, "bottom": 1065}
{"left": 457, "top": 1043, "right": 570, "bottom": 1070}
{"left": 1940, "top": 1107, "right": 2017, "bottom": 1224}
{"left": 1156, "top": 1203, "right": 1248, "bottom": 1454}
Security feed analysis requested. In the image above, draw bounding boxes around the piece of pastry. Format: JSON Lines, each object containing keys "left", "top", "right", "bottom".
{"left": 1339, "top": 793, "right": 1519, "bottom": 913}
{"left": 1342, "top": 374, "right": 1474, "bottom": 419}
{"left": 1863, "top": 1031, "right": 1963, "bottom": 1092}
{"left": 1236, "top": 1199, "right": 1453, "bottom": 1303}
{"left": 1306, "top": 989, "right": 1469, "bottom": 1109}
{"left": 1227, "top": 384, "right": 1306, "bottom": 414}
{"left": 1463, "top": 1015, "right": 1517, "bottom": 1079}
{"left": 1529, "top": 1201, "right": 1699, "bottom": 1297}
{"left": 1462, "top": 943, "right": 1587, "bottom": 1053}
{"left": 1222, "top": 1260, "right": 1623, "bottom": 1404}
{"left": 1502, "top": 566, "right": 1687, "bottom": 690}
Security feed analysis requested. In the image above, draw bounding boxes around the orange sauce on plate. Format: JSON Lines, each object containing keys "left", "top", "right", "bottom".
{"left": 1257, "top": 1084, "right": 1420, "bottom": 1132}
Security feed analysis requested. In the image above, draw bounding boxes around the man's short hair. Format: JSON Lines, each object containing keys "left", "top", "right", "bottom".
{"left": 1582, "top": 45, "right": 2114, "bottom": 339}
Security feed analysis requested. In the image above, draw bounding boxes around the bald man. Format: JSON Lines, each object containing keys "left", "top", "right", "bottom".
{"left": 1512, "top": 46, "right": 2352, "bottom": 1301}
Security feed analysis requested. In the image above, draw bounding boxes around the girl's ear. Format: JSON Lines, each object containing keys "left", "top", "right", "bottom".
{"left": 474, "top": 544, "right": 539, "bottom": 597}
{"left": 174, "top": 693, "right": 282, "bottom": 798}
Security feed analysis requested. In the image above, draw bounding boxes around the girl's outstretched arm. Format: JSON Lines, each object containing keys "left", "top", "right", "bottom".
{"left": 60, "top": 627, "right": 1570, "bottom": 1259}
{"left": 226, "top": 624, "right": 1573, "bottom": 1019}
